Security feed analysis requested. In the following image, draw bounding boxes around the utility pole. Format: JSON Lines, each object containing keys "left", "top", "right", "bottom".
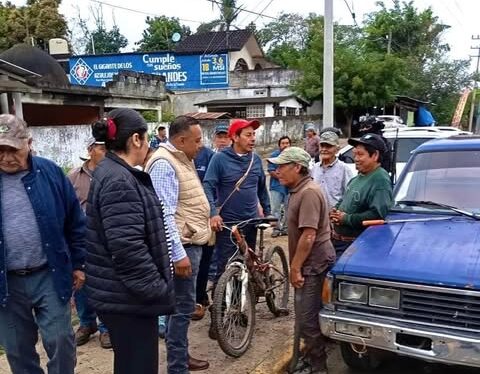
{"left": 468, "top": 35, "right": 480, "bottom": 133}
{"left": 387, "top": 29, "right": 392, "bottom": 55}
{"left": 323, "top": 0, "right": 334, "bottom": 128}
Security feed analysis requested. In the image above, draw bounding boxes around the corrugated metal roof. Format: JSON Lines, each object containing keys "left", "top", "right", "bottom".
{"left": 175, "top": 30, "right": 252, "bottom": 54}
{"left": 184, "top": 112, "right": 232, "bottom": 120}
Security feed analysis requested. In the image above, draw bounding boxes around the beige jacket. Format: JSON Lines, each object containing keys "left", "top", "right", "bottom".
{"left": 146, "top": 145, "right": 211, "bottom": 245}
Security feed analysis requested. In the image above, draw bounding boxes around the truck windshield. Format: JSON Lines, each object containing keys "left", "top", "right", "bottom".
{"left": 394, "top": 150, "right": 480, "bottom": 214}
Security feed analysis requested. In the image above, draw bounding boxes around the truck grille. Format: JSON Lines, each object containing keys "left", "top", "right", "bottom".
{"left": 401, "top": 288, "right": 480, "bottom": 331}
{"left": 337, "top": 281, "right": 480, "bottom": 333}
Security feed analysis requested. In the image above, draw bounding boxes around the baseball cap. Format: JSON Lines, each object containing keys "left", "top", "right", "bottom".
{"left": 267, "top": 147, "right": 311, "bottom": 168}
{"left": 305, "top": 124, "right": 316, "bottom": 132}
{"left": 214, "top": 123, "right": 229, "bottom": 135}
{"left": 228, "top": 119, "right": 261, "bottom": 139}
{"left": 80, "top": 137, "right": 105, "bottom": 161}
{"left": 0, "top": 114, "right": 29, "bottom": 149}
{"left": 348, "top": 133, "right": 387, "bottom": 153}
{"left": 319, "top": 131, "right": 340, "bottom": 146}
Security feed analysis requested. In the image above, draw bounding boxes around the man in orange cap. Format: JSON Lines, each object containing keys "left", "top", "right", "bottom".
{"left": 203, "top": 119, "right": 271, "bottom": 338}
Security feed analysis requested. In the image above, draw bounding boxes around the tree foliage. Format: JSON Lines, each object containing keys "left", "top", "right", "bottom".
{"left": 136, "top": 16, "right": 191, "bottom": 52}
{"left": 295, "top": 17, "right": 410, "bottom": 134}
{"left": 0, "top": 0, "right": 67, "bottom": 51}
{"left": 72, "top": 5, "right": 128, "bottom": 54}
{"left": 363, "top": 0, "right": 472, "bottom": 124}
{"left": 196, "top": 0, "right": 242, "bottom": 33}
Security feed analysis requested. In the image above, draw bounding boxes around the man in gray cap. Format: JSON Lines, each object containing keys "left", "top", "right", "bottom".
{"left": 311, "top": 131, "right": 353, "bottom": 209}
{"left": 268, "top": 146, "right": 335, "bottom": 374}
{"left": 212, "top": 122, "right": 230, "bottom": 151}
{"left": 68, "top": 137, "right": 110, "bottom": 349}
{"left": 0, "top": 114, "right": 85, "bottom": 374}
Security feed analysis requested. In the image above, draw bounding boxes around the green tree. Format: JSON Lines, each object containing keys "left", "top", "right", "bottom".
{"left": 295, "top": 17, "right": 410, "bottom": 135}
{"left": 257, "top": 13, "right": 312, "bottom": 68}
{"left": 0, "top": 0, "right": 67, "bottom": 51}
{"left": 363, "top": 0, "right": 472, "bottom": 124}
{"left": 196, "top": 0, "right": 242, "bottom": 33}
{"left": 136, "top": 16, "right": 191, "bottom": 52}
{"left": 72, "top": 6, "right": 128, "bottom": 54}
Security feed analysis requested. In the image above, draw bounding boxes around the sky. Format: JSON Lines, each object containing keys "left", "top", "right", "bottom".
{"left": 10, "top": 0, "right": 480, "bottom": 63}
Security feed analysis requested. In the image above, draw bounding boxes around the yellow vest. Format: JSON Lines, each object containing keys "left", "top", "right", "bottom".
{"left": 146, "top": 145, "right": 211, "bottom": 246}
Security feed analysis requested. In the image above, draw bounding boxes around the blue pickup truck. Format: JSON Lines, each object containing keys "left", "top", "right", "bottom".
{"left": 320, "top": 136, "right": 480, "bottom": 370}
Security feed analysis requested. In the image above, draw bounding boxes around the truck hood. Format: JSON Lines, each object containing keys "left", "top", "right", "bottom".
{"left": 335, "top": 214, "right": 480, "bottom": 289}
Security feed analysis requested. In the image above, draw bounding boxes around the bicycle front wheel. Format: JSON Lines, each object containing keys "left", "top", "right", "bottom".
{"left": 265, "top": 246, "right": 290, "bottom": 316}
{"left": 212, "top": 265, "right": 256, "bottom": 357}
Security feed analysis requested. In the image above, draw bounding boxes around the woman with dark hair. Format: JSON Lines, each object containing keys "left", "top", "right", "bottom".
{"left": 85, "top": 108, "right": 175, "bottom": 374}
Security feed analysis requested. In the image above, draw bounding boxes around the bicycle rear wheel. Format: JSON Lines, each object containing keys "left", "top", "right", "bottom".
{"left": 212, "top": 265, "right": 256, "bottom": 357}
{"left": 265, "top": 246, "right": 290, "bottom": 316}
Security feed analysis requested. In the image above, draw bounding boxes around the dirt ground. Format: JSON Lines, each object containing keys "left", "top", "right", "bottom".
{"left": 0, "top": 235, "right": 296, "bottom": 374}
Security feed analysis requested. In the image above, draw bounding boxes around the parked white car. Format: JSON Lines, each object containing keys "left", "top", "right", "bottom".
{"left": 338, "top": 127, "right": 472, "bottom": 177}
{"left": 376, "top": 115, "right": 404, "bottom": 128}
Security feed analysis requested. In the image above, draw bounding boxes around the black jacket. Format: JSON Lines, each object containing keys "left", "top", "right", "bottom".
{"left": 86, "top": 152, "right": 175, "bottom": 316}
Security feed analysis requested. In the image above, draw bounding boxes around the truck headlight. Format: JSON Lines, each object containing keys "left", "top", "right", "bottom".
{"left": 338, "top": 282, "right": 368, "bottom": 304}
{"left": 369, "top": 287, "right": 400, "bottom": 309}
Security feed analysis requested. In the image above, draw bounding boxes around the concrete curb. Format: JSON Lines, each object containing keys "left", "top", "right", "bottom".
{"left": 250, "top": 338, "right": 293, "bottom": 374}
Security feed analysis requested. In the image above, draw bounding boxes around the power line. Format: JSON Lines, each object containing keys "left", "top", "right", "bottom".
{"left": 88, "top": 0, "right": 203, "bottom": 24}
{"left": 342, "top": 0, "right": 359, "bottom": 28}
{"left": 206, "top": 0, "right": 278, "bottom": 21}
{"left": 251, "top": 0, "right": 276, "bottom": 24}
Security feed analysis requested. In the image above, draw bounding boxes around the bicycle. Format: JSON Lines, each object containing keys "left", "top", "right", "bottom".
{"left": 211, "top": 217, "right": 290, "bottom": 357}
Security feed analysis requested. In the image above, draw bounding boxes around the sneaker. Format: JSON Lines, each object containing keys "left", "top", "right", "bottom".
{"left": 75, "top": 325, "right": 97, "bottom": 346}
{"left": 99, "top": 332, "right": 112, "bottom": 349}
{"left": 192, "top": 304, "right": 206, "bottom": 321}
{"left": 271, "top": 230, "right": 281, "bottom": 238}
{"left": 158, "top": 315, "right": 167, "bottom": 339}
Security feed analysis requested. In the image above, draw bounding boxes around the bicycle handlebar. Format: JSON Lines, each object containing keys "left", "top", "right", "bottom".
{"left": 222, "top": 216, "right": 278, "bottom": 228}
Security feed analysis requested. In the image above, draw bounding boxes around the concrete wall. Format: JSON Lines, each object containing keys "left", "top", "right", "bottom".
{"left": 30, "top": 122, "right": 163, "bottom": 169}
{"left": 229, "top": 69, "right": 299, "bottom": 88}
{"left": 198, "top": 115, "right": 322, "bottom": 149}
{"left": 173, "top": 86, "right": 293, "bottom": 115}
{"left": 30, "top": 124, "right": 92, "bottom": 168}
{"left": 29, "top": 115, "right": 322, "bottom": 169}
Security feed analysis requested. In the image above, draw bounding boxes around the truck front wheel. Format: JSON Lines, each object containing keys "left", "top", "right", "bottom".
{"left": 340, "top": 342, "right": 383, "bottom": 371}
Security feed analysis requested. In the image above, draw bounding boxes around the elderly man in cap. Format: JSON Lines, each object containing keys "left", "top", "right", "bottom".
{"left": 0, "top": 114, "right": 85, "bottom": 374}
{"left": 304, "top": 124, "right": 321, "bottom": 162}
{"left": 311, "top": 131, "right": 353, "bottom": 209}
{"left": 68, "top": 137, "right": 111, "bottom": 349}
{"left": 203, "top": 119, "right": 271, "bottom": 338}
{"left": 268, "top": 146, "right": 335, "bottom": 374}
{"left": 330, "top": 133, "right": 393, "bottom": 259}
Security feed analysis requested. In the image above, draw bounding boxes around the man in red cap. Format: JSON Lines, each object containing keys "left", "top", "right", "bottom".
{"left": 203, "top": 119, "right": 271, "bottom": 338}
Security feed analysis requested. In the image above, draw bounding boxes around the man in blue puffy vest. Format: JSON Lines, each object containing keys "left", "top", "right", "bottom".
{"left": 0, "top": 115, "right": 85, "bottom": 374}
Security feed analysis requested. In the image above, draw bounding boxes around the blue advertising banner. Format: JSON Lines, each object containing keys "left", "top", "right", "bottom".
{"left": 69, "top": 52, "right": 229, "bottom": 90}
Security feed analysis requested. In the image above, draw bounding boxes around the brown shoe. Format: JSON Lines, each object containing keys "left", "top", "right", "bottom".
{"left": 188, "top": 355, "right": 209, "bottom": 371}
{"left": 99, "top": 332, "right": 112, "bottom": 349}
{"left": 191, "top": 303, "right": 205, "bottom": 321}
{"left": 75, "top": 325, "right": 97, "bottom": 346}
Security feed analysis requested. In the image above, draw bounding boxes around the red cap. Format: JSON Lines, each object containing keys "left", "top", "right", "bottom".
{"left": 228, "top": 119, "right": 261, "bottom": 139}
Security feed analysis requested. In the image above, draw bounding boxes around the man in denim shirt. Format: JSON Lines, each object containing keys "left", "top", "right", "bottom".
{"left": 0, "top": 115, "right": 85, "bottom": 374}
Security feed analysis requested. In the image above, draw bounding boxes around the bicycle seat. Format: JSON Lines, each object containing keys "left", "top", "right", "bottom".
{"left": 256, "top": 223, "right": 271, "bottom": 231}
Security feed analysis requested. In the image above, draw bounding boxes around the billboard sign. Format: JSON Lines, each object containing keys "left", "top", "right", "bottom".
{"left": 69, "top": 52, "right": 229, "bottom": 90}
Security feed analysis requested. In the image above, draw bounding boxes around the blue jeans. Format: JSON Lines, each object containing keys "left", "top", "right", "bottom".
{"left": 166, "top": 245, "right": 202, "bottom": 374}
{"left": 270, "top": 190, "right": 288, "bottom": 231}
{"left": 0, "top": 269, "right": 75, "bottom": 374}
{"left": 74, "top": 287, "right": 108, "bottom": 333}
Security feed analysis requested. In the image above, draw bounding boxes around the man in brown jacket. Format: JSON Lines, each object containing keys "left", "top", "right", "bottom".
{"left": 67, "top": 137, "right": 110, "bottom": 348}
{"left": 268, "top": 147, "right": 335, "bottom": 374}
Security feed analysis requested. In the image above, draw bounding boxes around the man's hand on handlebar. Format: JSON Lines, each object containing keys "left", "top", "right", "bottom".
{"left": 211, "top": 215, "right": 224, "bottom": 232}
